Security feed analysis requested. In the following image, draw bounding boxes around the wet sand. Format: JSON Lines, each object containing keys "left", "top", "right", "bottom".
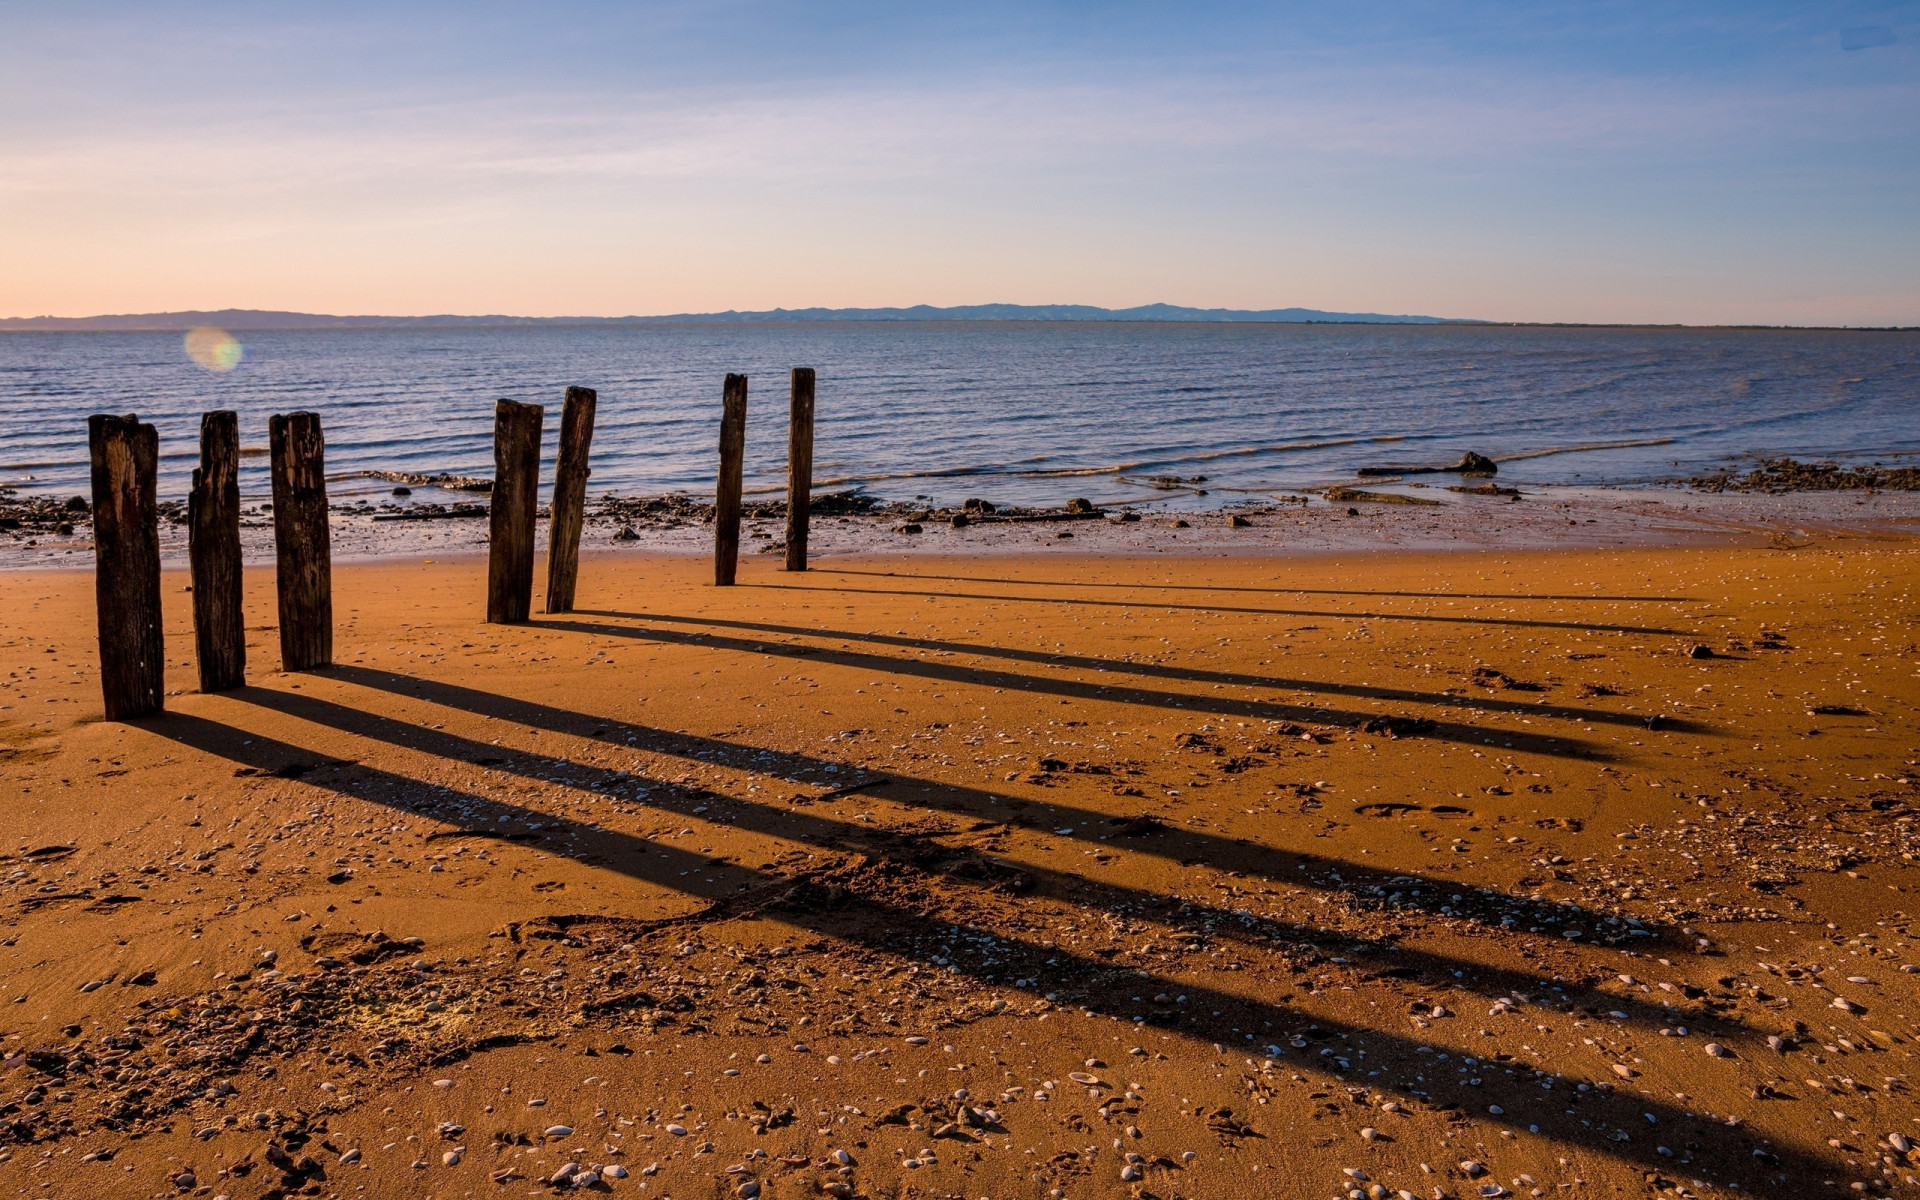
{"left": 4, "top": 483, "right": 1920, "bottom": 570}
{"left": 1, "top": 537, "right": 1918, "bottom": 1200}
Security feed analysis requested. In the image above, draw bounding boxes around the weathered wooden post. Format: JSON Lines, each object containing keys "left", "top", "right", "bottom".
{"left": 488, "top": 398, "right": 544, "bottom": 623}
{"left": 713, "top": 374, "right": 748, "bottom": 586}
{"left": 269, "top": 411, "right": 333, "bottom": 671}
{"left": 784, "top": 367, "right": 815, "bottom": 572}
{"left": 87, "top": 413, "right": 164, "bottom": 718}
{"left": 188, "top": 410, "right": 245, "bottom": 691}
{"left": 544, "top": 386, "right": 596, "bottom": 614}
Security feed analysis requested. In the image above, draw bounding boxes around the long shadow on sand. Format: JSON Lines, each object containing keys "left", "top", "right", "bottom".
{"left": 328, "top": 664, "right": 1624, "bottom": 936}
{"left": 538, "top": 618, "right": 1641, "bottom": 761}
{"left": 821, "top": 566, "right": 1696, "bottom": 605}
{"left": 567, "top": 608, "right": 1696, "bottom": 735}
{"left": 136, "top": 702, "right": 1829, "bottom": 1198}
{"left": 735, "top": 581, "right": 1698, "bottom": 638}
{"left": 235, "top": 680, "right": 1706, "bottom": 1039}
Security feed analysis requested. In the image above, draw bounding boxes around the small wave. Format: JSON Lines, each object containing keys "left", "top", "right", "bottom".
{"left": 1493, "top": 438, "right": 1674, "bottom": 463}
{"left": 811, "top": 436, "right": 1402, "bottom": 489}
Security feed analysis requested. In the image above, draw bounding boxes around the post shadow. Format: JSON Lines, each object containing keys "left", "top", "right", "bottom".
{"left": 131, "top": 704, "right": 1835, "bottom": 1199}
{"left": 743, "top": 580, "right": 1697, "bottom": 638}
{"left": 533, "top": 616, "right": 1634, "bottom": 758}
{"left": 328, "top": 662, "right": 1624, "bottom": 914}
{"left": 822, "top": 566, "right": 1697, "bottom": 605}
{"left": 562, "top": 607, "right": 1699, "bottom": 735}
{"left": 231, "top": 680, "right": 1770, "bottom": 1047}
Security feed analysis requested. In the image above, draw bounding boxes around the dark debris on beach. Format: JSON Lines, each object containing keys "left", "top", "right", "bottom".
{"left": 1689, "top": 457, "right": 1920, "bottom": 493}
{"left": 0, "top": 486, "right": 89, "bottom": 539}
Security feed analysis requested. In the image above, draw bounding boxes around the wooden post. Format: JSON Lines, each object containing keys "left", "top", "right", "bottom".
{"left": 784, "top": 367, "right": 815, "bottom": 572}
{"left": 87, "top": 413, "right": 164, "bottom": 719}
{"left": 713, "top": 374, "right": 748, "bottom": 586}
{"left": 488, "top": 399, "right": 544, "bottom": 623}
{"left": 269, "top": 411, "right": 333, "bottom": 671}
{"left": 544, "top": 385, "right": 597, "bottom": 614}
{"left": 188, "top": 410, "right": 245, "bottom": 691}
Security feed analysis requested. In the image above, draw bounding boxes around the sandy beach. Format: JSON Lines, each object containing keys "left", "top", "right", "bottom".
{"left": 2, "top": 530, "right": 1918, "bottom": 1200}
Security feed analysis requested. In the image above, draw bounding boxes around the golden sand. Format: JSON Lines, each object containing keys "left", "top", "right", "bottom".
{"left": 1, "top": 542, "right": 1917, "bottom": 1199}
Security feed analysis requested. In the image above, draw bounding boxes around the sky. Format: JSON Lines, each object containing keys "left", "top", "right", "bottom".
{"left": 1, "top": 1, "right": 1915, "bottom": 325}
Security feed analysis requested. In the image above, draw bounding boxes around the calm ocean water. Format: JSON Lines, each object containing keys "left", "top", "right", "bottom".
{"left": 1, "top": 323, "right": 1915, "bottom": 510}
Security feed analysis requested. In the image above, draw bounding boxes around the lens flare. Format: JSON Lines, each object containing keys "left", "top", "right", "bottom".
{"left": 184, "top": 327, "right": 243, "bottom": 372}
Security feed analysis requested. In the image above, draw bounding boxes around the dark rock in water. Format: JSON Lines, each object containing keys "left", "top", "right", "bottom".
{"left": 896, "top": 523, "right": 923, "bottom": 534}
{"left": 392, "top": 486, "right": 412, "bottom": 497}
{"left": 1066, "top": 497, "right": 1097, "bottom": 514}
{"left": 1447, "top": 483, "right": 1521, "bottom": 497}
{"left": 1357, "top": 451, "right": 1498, "bottom": 477}
{"left": 950, "top": 512, "right": 970, "bottom": 528}
{"left": 1227, "top": 514, "right": 1252, "bottom": 527}
{"left": 611, "top": 525, "right": 639, "bottom": 541}
{"left": 55, "top": 522, "right": 73, "bottom": 536}
{"left": 1325, "top": 486, "right": 1441, "bottom": 506}
{"left": 962, "top": 498, "right": 996, "bottom": 513}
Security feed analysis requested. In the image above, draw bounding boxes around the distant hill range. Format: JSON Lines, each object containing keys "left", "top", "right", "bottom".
{"left": 0, "top": 303, "right": 1473, "bottom": 331}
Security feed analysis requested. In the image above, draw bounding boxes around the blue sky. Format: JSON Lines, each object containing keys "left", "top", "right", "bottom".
{"left": 1, "top": 1, "right": 1914, "bottom": 323}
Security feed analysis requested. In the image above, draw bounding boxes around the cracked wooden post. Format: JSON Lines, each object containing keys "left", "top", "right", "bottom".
{"left": 188, "top": 409, "right": 245, "bottom": 691}
{"left": 87, "top": 413, "right": 164, "bottom": 718}
{"left": 784, "top": 367, "right": 815, "bottom": 572}
{"left": 544, "top": 385, "right": 597, "bottom": 614}
{"left": 269, "top": 411, "right": 333, "bottom": 671}
{"left": 713, "top": 374, "right": 748, "bottom": 586}
{"left": 488, "top": 398, "right": 544, "bottom": 623}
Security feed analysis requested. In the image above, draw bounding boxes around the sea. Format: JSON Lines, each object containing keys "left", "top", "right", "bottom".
{"left": 2, "top": 322, "right": 1915, "bottom": 511}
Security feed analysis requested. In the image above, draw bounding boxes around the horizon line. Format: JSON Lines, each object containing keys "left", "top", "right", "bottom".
{"left": 0, "top": 304, "right": 1914, "bottom": 333}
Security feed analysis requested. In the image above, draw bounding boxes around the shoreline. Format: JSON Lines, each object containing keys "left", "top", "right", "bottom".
{"left": 4, "top": 483, "right": 1919, "bottom": 571}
